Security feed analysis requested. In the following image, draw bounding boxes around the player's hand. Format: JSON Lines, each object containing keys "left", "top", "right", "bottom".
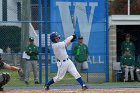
{"left": 73, "top": 34, "right": 76, "bottom": 39}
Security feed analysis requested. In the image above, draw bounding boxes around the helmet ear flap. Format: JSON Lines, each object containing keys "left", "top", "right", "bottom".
{"left": 50, "top": 36, "right": 56, "bottom": 43}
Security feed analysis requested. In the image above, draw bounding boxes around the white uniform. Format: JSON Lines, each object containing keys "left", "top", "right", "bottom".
{"left": 52, "top": 36, "right": 81, "bottom": 82}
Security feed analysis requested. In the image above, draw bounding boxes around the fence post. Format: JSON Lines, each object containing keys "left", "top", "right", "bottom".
{"left": 44, "top": 0, "right": 49, "bottom": 84}
{"left": 38, "top": 0, "right": 42, "bottom": 84}
{"left": 105, "top": 0, "right": 109, "bottom": 82}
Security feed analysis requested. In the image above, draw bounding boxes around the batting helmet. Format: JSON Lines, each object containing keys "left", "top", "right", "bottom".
{"left": 50, "top": 32, "right": 60, "bottom": 43}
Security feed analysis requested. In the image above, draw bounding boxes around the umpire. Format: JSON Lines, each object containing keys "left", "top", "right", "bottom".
{"left": 24, "top": 37, "right": 39, "bottom": 84}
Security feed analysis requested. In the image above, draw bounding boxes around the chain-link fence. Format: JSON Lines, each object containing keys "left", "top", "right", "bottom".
{"left": 0, "top": 0, "right": 47, "bottom": 88}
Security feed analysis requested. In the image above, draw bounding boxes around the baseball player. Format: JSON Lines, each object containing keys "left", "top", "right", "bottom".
{"left": 120, "top": 49, "right": 135, "bottom": 82}
{"left": 121, "top": 34, "right": 135, "bottom": 56}
{"left": 0, "top": 58, "right": 23, "bottom": 91}
{"left": 45, "top": 32, "right": 88, "bottom": 91}
{"left": 24, "top": 37, "right": 39, "bottom": 84}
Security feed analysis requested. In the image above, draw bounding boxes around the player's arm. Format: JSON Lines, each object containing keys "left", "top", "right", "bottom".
{"left": 4, "top": 63, "right": 23, "bottom": 77}
{"left": 4, "top": 63, "right": 21, "bottom": 71}
{"left": 65, "top": 35, "right": 76, "bottom": 47}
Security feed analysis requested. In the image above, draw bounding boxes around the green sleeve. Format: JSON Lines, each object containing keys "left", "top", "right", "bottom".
{"left": 25, "top": 46, "right": 31, "bottom": 55}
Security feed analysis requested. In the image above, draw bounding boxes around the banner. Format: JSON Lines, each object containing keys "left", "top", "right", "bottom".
{"left": 50, "top": 0, "right": 107, "bottom": 73}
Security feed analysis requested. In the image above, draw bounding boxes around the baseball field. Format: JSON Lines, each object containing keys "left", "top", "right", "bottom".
{"left": 1, "top": 69, "right": 140, "bottom": 93}
{"left": 2, "top": 88, "right": 140, "bottom": 93}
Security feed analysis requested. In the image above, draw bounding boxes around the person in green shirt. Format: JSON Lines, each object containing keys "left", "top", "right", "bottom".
{"left": 73, "top": 36, "right": 88, "bottom": 72}
{"left": 24, "top": 37, "right": 39, "bottom": 84}
{"left": 120, "top": 49, "right": 135, "bottom": 82}
{"left": 135, "top": 55, "right": 140, "bottom": 81}
{"left": 121, "top": 34, "right": 135, "bottom": 56}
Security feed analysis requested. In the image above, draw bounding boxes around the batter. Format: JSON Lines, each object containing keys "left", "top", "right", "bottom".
{"left": 45, "top": 32, "right": 88, "bottom": 91}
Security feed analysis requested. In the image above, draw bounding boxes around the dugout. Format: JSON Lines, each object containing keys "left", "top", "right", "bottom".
{"left": 109, "top": 15, "right": 140, "bottom": 81}
{"left": 116, "top": 25, "right": 140, "bottom": 81}
{"left": 117, "top": 25, "right": 140, "bottom": 61}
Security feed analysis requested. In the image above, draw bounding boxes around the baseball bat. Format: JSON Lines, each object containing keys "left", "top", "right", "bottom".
{"left": 71, "top": 15, "right": 80, "bottom": 37}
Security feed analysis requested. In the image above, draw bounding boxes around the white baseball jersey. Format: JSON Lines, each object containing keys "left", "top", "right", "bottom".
{"left": 52, "top": 42, "right": 68, "bottom": 60}
{"left": 52, "top": 36, "right": 81, "bottom": 82}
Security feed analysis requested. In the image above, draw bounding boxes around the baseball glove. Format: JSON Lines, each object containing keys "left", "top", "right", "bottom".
{"left": 18, "top": 68, "right": 23, "bottom": 77}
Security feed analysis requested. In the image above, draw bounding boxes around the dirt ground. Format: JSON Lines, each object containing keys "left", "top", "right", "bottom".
{"left": 1, "top": 88, "right": 140, "bottom": 93}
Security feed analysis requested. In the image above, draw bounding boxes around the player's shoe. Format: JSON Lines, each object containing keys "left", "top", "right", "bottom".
{"left": 35, "top": 81, "right": 40, "bottom": 84}
{"left": 0, "top": 87, "right": 4, "bottom": 91}
{"left": 82, "top": 85, "right": 88, "bottom": 91}
{"left": 44, "top": 85, "right": 49, "bottom": 91}
{"left": 25, "top": 81, "right": 29, "bottom": 85}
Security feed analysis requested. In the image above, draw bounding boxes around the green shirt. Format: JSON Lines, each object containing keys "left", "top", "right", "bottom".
{"left": 25, "top": 44, "right": 38, "bottom": 60}
{"left": 121, "top": 41, "right": 135, "bottom": 56}
{"left": 120, "top": 55, "right": 134, "bottom": 66}
{"left": 136, "top": 55, "right": 140, "bottom": 68}
{"left": 73, "top": 43, "right": 88, "bottom": 63}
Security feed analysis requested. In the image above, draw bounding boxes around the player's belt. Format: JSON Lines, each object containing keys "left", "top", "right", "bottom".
{"left": 58, "top": 58, "right": 69, "bottom": 62}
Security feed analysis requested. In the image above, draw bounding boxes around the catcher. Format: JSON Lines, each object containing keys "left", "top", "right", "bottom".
{"left": 0, "top": 58, "right": 23, "bottom": 91}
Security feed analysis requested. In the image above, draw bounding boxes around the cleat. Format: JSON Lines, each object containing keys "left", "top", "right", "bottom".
{"left": 45, "top": 85, "right": 49, "bottom": 91}
{"left": 35, "top": 81, "right": 40, "bottom": 84}
{"left": 25, "top": 81, "right": 29, "bottom": 85}
{"left": 0, "top": 87, "right": 4, "bottom": 91}
{"left": 82, "top": 85, "right": 88, "bottom": 91}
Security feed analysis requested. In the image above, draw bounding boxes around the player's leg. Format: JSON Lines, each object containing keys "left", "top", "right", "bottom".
{"left": 124, "top": 66, "right": 129, "bottom": 81}
{"left": 136, "top": 68, "right": 140, "bottom": 81}
{"left": 31, "top": 61, "right": 39, "bottom": 84}
{"left": 130, "top": 67, "right": 134, "bottom": 81}
{"left": 45, "top": 62, "right": 67, "bottom": 90}
{"left": 0, "top": 73, "right": 10, "bottom": 91}
{"left": 68, "top": 60, "right": 88, "bottom": 90}
{"left": 24, "top": 61, "right": 31, "bottom": 84}
{"left": 75, "top": 62, "right": 82, "bottom": 72}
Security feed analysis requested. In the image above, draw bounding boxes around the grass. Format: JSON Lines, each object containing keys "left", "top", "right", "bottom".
{"left": 0, "top": 69, "right": 43, "bottom": 87}
{"left": 1, "top": 69, "right": 140, "bottom": 87}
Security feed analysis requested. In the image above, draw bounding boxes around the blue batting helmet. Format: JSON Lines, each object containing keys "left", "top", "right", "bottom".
{"left": 50, "top": 32, "right": 60, "bottom": 43}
